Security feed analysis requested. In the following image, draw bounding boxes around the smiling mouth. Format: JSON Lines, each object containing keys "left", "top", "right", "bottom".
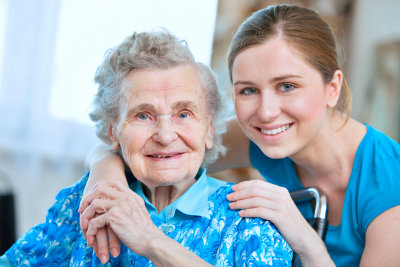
{"left": 259, "top": 124, "right": 292, "bottom": 136}
{"left": 147, "top": 153, "right": 183, "bottom": 158}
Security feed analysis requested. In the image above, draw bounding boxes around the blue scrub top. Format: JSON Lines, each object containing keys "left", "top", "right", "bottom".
{"left": 250, "top": 124, "right": 400, "bottom": 266}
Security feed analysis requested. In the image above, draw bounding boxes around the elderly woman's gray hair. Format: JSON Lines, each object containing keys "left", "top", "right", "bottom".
{"left": 90, "top": 31, "right": 227, "bottom": 166}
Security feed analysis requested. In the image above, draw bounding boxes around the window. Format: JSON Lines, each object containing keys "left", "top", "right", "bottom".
{"left": 0, "top": 0, "right": 8, "bottom": 96}
{"left": 0, "top": 0, "right": 218, "bottom": 160}
{"left": 49, "top": 0, "right": 218, "bottom": 125}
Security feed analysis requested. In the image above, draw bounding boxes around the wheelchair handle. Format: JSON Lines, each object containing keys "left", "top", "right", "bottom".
{"left": 290, "top": 187, "right": 329, "bottom": 267}
{"left": 290, "top": 187, "right": 328, "bottom": 220}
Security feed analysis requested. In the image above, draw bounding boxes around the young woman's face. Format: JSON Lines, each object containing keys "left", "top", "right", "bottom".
{"left": 232, "top": 38, "right": 336, "bottom": 159}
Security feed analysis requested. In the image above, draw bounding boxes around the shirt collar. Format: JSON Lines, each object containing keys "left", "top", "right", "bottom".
{"left": 129, "top": 168, "right": 211, "bottom": 221}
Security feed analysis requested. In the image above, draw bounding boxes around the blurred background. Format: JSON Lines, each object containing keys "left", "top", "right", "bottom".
{"left": 0, "top": 0, "right": 399, "bottom": 251}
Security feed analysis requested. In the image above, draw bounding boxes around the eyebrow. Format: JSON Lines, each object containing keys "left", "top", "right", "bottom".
{"left": 125, "top": 103, "right": 155, "bottom": 119}
{"left": 173, "top": 100, "right": 199, "bottom": 111}
{"left": 270, "top": 74, "right": 304, "bottom": 83}
{"left": 234, "top": 74, "right": 304, "bottom": 86}
{"left": 125, "top": 101, "right": 199, "bottom": 117}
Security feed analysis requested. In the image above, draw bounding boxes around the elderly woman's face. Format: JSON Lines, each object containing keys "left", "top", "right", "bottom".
{"left": 110, "top": 64, "right": 213, "bottom": 188}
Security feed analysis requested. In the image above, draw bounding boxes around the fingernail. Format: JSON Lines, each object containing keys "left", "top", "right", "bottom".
{"left": 101, "top": 255, "right": 108, "bottom": 264}
{"left": 111, "top": 248, "right": 119, "bottom": 257}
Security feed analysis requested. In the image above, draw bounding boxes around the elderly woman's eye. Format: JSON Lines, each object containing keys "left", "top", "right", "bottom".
{"left": 240, "top": 87, "right": 257, "bottom": 95}
{"left": 178, "top": 112, "right": 189, "bottom": 119}
{"left": 138, "top": 113, "right": 149, "bottom": 120}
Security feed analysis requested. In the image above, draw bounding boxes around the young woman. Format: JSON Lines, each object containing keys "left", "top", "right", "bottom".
{"left": 81, "top": 4, "right": 400, "bottom": 266}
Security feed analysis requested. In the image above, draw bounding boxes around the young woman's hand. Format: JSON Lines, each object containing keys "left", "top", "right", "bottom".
{"left": 227, "top": 180, "right": 334, "bottom": 266}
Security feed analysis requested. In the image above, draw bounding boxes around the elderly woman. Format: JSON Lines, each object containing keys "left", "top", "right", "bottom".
{"left": 1, "top": 31, "right": 292, "bottom": 266}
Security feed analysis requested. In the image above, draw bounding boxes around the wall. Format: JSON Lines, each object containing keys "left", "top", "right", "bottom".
{"left": 348, "top": 0, "right": 400, "bottom": 125}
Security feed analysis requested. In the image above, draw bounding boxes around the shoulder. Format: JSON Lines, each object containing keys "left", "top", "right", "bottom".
{"left": 46, "top": 172, "right": 89, "bottom": 224}
{"left": 352, "top": 126, "right": 400, "bottom": 232}
{"left": 205, "top": 184, "right": 292, "bottom": 264}
{"left": 362, "top": 125, "right": 400, "bottom": 159}
{"left": 207, "top": 183, "right": 233, "bottom": 211}
{"left": 207, "top": 183, "right": 288, "bottom": 241}
{"left": 355, "top": 125, "right": 400, "bottom": 182}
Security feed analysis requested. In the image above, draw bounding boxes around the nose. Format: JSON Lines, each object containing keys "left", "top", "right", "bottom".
{"left": 152, "top": 115, "right": 178, "bottom": 145}
{"left": 256, "top": 92, "right": 281, "bottom": 122}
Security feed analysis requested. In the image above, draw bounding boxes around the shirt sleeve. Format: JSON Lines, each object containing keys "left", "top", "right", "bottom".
{"left": 0, "top": 254, "right": 14, "bottom": 267}
{"left": 234, "top": 219, "right": 293, "bottom": 266}
{"left": 358, "top": 155, "right": 400, "bottom": 233}
{"left": 5, "top": 174, "right": 88, "bottom": 266}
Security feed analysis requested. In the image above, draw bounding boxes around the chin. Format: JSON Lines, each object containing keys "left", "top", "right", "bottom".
{"left": 259, "top": 147, "right": 290, "bottom": 159}
{"left": 144, "top": 170, "right": 191, "bottom": 186}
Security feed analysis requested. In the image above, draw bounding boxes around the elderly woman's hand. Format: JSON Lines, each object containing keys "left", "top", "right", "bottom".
{"left": 80, "top": 181, "right": 164, "bottom": 263}
{"left": 79, "top": 181, "right": 122, "bottom": 263}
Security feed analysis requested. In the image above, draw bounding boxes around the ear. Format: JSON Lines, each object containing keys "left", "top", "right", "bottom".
{"left": 108, "top": 123, "right": 120, "bottom": 151}
{"left": 205, "top": 120, "right": 214, "bottom": 150}
{"left": 326, "top": 70, "right": 343, "bottom": 108}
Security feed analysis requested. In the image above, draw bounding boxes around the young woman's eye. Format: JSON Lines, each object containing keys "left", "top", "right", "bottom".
{"left": 239, "top": 87, "right": 258, "bottom": 95}
{"left": 279, "top": 83, "right": 295, "bottom": 92}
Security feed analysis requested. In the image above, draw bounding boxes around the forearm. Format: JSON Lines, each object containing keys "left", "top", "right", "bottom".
{"left": 146, "top": 235, "right": 211, "bottom": 267}
{"left": 297, "top": 229, "right": 335, "bottom": 267}
{"left": 84, "top": 143, "right": 127, "bottom": 196}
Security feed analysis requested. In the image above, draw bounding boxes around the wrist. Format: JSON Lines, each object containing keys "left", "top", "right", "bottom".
{"left": 297, "top": 230, "right": 334, "bottom": 266}
{"left": 145, "top": 232, "right": 210, "bottom": 267}
{"left": 145, "top": 233, "right": 173, "bottom": 264}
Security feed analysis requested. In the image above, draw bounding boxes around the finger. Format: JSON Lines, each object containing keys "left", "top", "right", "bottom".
{"left": 80, "top": 213, "right": 87, "bottom": 239}
{"left": 107, "top": 180, "right": 133, "bottom": 194}
{"left": 87, "top": 213, "right": 108, "bottom": 243}
{"left": 108, "top": 227, "right": 121, "bottom": 258}
{"left": 238, "top": 207, "right": 275, "bottom": 220}
{"left": 92, "top": 235, "right": 98, "bottom": 254}
{"left": 81, "top": 199, "right": 115, "bottom": 231}
{"left": 229, "top": 197, "right": 281, "bottom": 211}
{"left": 228, "top": 181, "right": 289, "bottom": 201}
{"left": 96, "top": 227, "right": 110, "bottom": 264}
{"left": 79, "top": 182, "right": 122, "bottom": 213}
{"left": 231, "top": 179, "right": 281, "bottom": 191}
{"left": 227, "top": 186, "right": 279, "bottom": 202}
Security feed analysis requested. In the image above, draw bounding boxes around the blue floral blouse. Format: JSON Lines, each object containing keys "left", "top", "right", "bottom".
{"left": 5, "top": 172, "right": 292, "bottom": 266}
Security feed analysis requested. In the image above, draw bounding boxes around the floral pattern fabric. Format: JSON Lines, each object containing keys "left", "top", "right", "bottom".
{"left": 6, "top": 173, "right": 292, "bottom": 266}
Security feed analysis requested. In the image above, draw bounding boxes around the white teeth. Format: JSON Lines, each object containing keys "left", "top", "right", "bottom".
{"left": 151, "top": 155, "right": 171, "bottom": 158}
{"left": 261, "top": 124, "right": 290, "bottom": 135}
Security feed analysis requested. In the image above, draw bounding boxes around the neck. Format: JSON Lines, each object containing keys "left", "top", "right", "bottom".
{"left": 291, "top": 115, "right": 366, "bottom": 189}
{"left": 143, "top": 178, "right": 196, "bottom": 213}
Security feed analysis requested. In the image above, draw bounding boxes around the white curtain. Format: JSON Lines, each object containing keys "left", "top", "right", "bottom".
{"left": 0, "top": 0, "right": 97, "bottom": 237}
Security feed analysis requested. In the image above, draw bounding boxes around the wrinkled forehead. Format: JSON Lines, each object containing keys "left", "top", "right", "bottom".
{"left": 119, "top": 65, "right": 207, "bottom": 112}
